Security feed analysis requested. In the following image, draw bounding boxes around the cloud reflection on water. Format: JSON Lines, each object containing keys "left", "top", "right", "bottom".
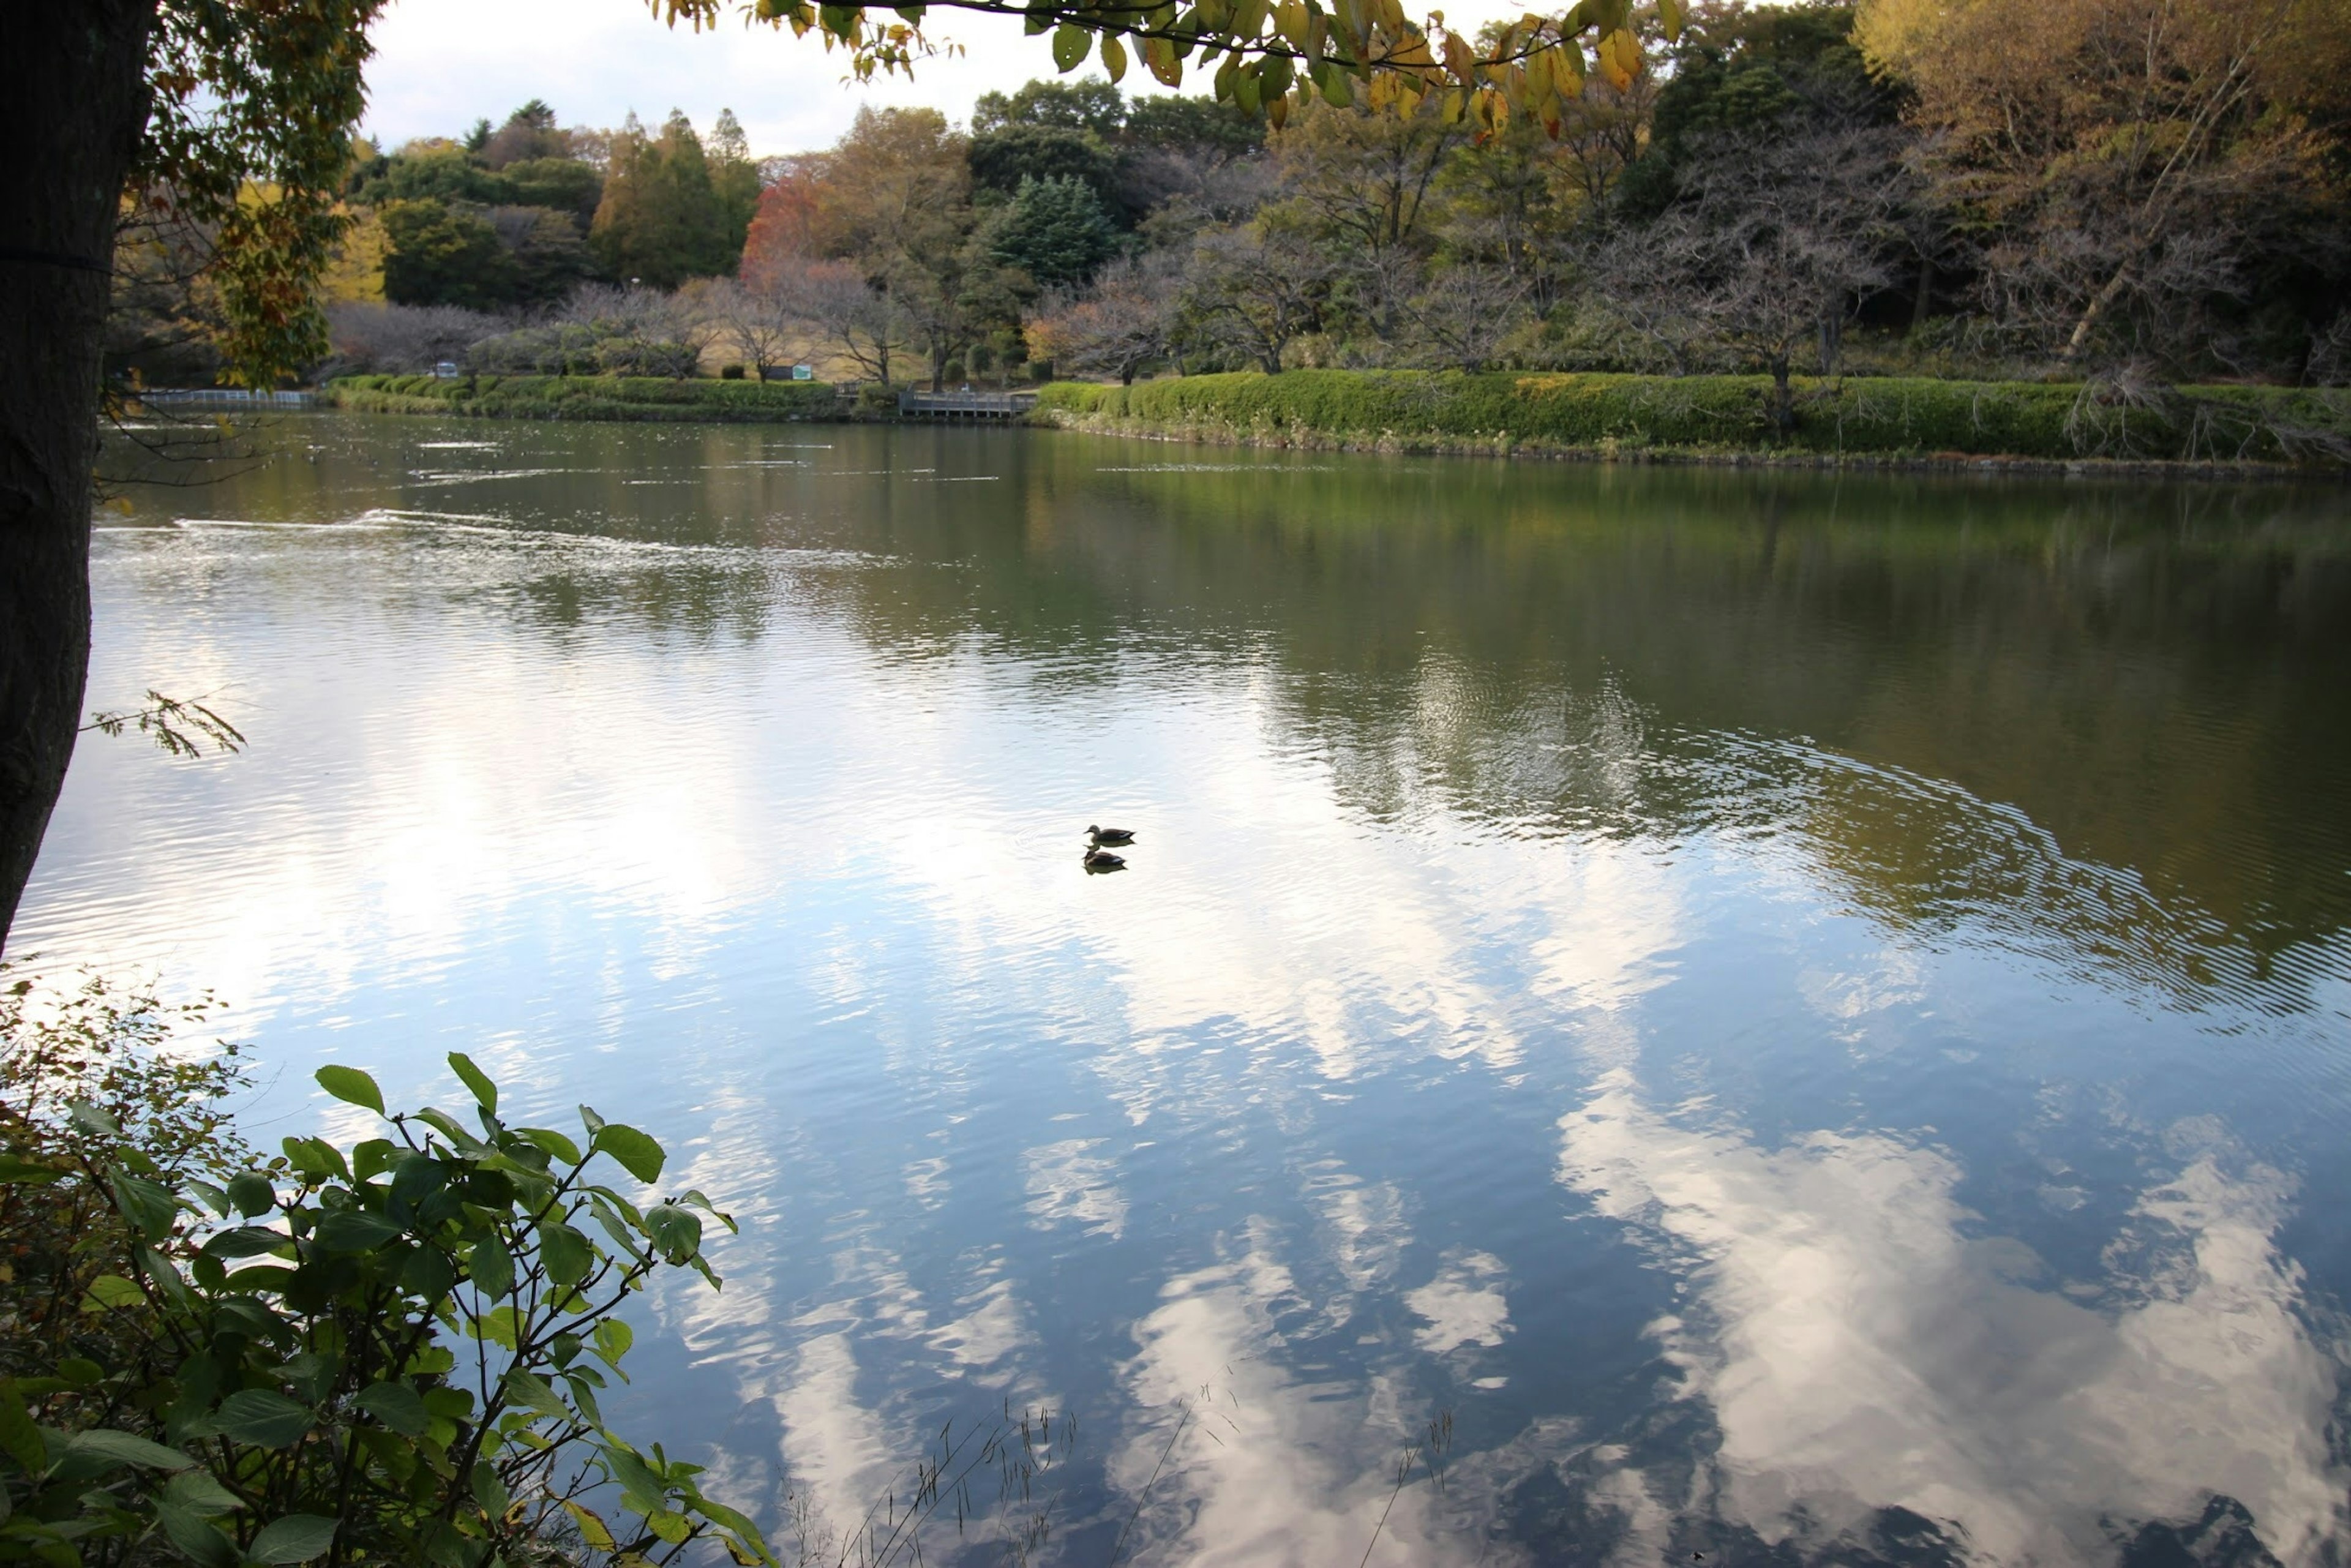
{"left": 1556, "top": 1072, "right": 2349, "bottom": 1566}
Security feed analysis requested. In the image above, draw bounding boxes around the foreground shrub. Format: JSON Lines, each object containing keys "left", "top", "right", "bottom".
{"left": 1, "top": 970, "right": 771, "bottom": 1568}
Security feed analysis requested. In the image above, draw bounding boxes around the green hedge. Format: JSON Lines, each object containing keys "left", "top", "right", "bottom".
{"left": 1032, "top": 370, "right": 2351, "bottom": 465}
{"left": 328, "top": 373, "right": 841, "bottom": 423}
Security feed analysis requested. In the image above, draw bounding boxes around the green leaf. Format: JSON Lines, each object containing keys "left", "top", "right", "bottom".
{"left": 211, "top": 1389, "right": 312, "bottom": 1449}
{"left": 224, "top": 1171, "right": 276, "bottom": 1217}
{"left": 644, "top": 1204, "right": 703, "bottom": 1265}
{"left": 0, "top": 1153, "right": 62, "bottom": 1185}
{"left": 68, "top": 1098, "right": 122, "bottom": 1138}
{"left": 111, "top": 1171, "right": 179, "bottom": 1240}
{"left": 577, "top": 1103, "right": 606, "bottom": 1138}
{"left": 313, "top": 1065, "right": 384, "bottom": 1116}
{"left": 61, "top": 1428, "right": 195, "bottom": 1471}
{"left": 249, "top": 1514, "right": 339, "bottom": 1564}
{"left": 469, "top": 1235, "right": 516, "bottom": 1300}
{"left": 81, "top": 1273, "right": 144, "bottom": 1310}
{"left": 164, "top": 1469, "right": 246, "bottom": 1515}
{"left": 354, "top": 1381, "right": 427, "bottom": 1437}
{"left": 1101, "top": 31, "right": 1130, "bottom": 81}
{"left": 540, "top": 1221, "right": 593, "bottom": 1289}
{"left": 1053, "top": 20, "right": 1090, "bottom": 70}
{"left": 0, "top": 1383, "right": 45, "bottom": 1472}
{"left": 592, "top": 1317, "right": 634, "bottom": 1372}
{"left": 55, "top": 1359, "right": 101, "bottom": 1388}
{"left": 470, "top": 1458, "right": 510, "bottom": 1517}
{"left": 502, "top": 1371, "right": 569, "bottom": 1424}
{"left": 312, "top": 1209, "right": 403, "bottom": 1251}
{"left": 591, "top": 1125, "right": 665, "bottom": 1185}
{"left": 446, "top": 1052, "right": 498, "bottom": 1114}
{"left": 516, "top": 1127, "right": 581, "bottom": 1166}
{"left": 203, "top": 1226, "right": 291, "bottom": 1260}
{"left": 155, "top": 1499, "right": 241, "bottom": 1568}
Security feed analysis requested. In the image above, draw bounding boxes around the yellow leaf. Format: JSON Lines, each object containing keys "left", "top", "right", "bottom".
{"left": 1656, "top": 0, "right": 1683, "bottom": 42}
{"left": 1276, "top": 0, "right": 1310, "bottom": 51}
{"left": 561, "top": 1501, "right": 617, "bottom": 1552}
{"left": 1101, "top": 31, "right": 1129, "bottom": 80}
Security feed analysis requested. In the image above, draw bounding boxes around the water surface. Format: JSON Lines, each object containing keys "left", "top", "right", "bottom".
{"left": 23, "top": 416, "right": 2351, "bottom": 1566}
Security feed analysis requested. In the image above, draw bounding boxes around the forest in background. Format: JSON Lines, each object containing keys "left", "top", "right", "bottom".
{"left": 109, "top": 0, "right": 2351, "bottom": 397}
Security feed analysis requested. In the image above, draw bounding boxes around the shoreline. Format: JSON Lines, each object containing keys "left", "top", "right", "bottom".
{"left": 318, "top": 370, "right": 2351, "bottom": 480}
{"left": 1025, "top": 405, "right": 2335, "bottom": 483}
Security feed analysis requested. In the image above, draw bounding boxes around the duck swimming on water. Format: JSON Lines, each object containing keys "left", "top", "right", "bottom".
{"left": 1087, "top": 824, "right": 1135, "bottom": 846}
{"left": 1082, "top": 846, "right": 1127, "bottom": 872}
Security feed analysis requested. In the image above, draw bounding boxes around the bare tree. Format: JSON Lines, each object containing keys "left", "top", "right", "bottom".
{"left": 768, "top": 259, "right": 909, "bottom": 385}
{"left": 1402, "top": 264, "right": 1532, "bottom": 372}
{"left": 1025, "top": 250, "right": 1186, "bottom": 384}
{"left": 1177, "top": 220, "right": 1334, "bottom": 373}
{"left": 699, "top": 276, "right": 799, "bottom": 378}
{"left": 322, "top": 301, "right": 506, "bottom": 375}
{"left": 1589, "top": 122, "right": 1911, "bottom": 432}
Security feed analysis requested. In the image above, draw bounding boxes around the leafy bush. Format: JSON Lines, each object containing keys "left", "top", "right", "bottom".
{"left": 1, "top": 970, "right": 772, "bottom": 1568}
{"left": 328, "top": 375, "right": 839, "bottom": 424}
{"left": 1033, "top": 370, "right": 2351, "bottom": 464}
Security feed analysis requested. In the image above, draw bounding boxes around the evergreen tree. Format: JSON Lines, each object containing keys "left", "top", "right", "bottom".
{"left": 590, "top": 110, "right": 735, "bottom": 287}
{"left": 991, "top": 174, "right": 1117, "bottom": 287}
{"left": 709, "top": 108, "right": 764, "bottom": 261}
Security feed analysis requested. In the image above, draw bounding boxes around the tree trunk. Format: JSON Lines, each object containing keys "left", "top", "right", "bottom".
{"left": 0, "top": 0, "right": 156, "bottom": 951}
{"left": 1910, "top": 255, "right": 1935, "bottom": 335}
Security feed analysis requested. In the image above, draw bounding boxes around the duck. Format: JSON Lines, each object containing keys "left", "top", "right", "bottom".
{"left": 1086, "top": 824, "right": 1136, "bottom": 846}
{"left": 1082, "top": 846, "right": 1127, "bottom": 872}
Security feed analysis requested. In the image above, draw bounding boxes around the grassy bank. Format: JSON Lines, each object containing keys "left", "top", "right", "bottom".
{"left": 1032, "top": 370, "right": 2351, "bottom": 469}
{"left": 328, "top": 372, "right": 842, "bottom": 422}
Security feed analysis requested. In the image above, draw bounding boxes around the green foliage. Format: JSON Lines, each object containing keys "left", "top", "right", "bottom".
{"left": 329, "top": 375, "right": 840, "bottom": 423}
{"left": 1123, "top": 94, "right": 1267, "bottom": 158}
{"left": 500, "top": 160, "right": 606, "bottom": 227}
{"left": 380, "top": 201, "right": 517, "bottom": 310}
{"left": 968, "top": 125, "right": 1120, "bottom": 204}
{"left": 972, "top": 77, "right": 1126, "bottom": 136}
{"left": 1033, "top": 369, "right": 2351, "bottom": 463}
{"left": 590, "top": 113, "right": 740, "bottom": 290}
{"left": 992, "top": 176, "right": 1120, "bottom": 288}
{"left": 0, "top": 973, "right": 773, "bottom": 1568}
{"left": 136, "top": 0, "right": 387, "bottom": 386}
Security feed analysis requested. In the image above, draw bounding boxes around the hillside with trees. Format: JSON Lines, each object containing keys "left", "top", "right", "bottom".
{"left": 281, "top": 0, "right": 2351, "bottom": 400}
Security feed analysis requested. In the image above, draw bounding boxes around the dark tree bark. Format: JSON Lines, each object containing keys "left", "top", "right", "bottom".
{"left": 0, "top": 0, "right": 157, "bottom": 950}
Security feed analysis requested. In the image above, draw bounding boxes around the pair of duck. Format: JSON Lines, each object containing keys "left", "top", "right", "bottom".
{"left": 1082, "top": 823, "right": 1134, "bottom": 872}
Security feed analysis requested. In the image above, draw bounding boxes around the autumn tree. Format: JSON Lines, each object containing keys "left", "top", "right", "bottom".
{"left": 1858, "top": 0, "right": 2349, "bottom": 369}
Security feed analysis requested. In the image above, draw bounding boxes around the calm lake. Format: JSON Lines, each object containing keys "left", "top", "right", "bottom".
{"left": 23, "top": 415, "right": 2351, "bottom": 1566}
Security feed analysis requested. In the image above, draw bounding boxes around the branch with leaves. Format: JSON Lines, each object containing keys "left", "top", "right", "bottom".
{"left": 81, "top": 691, "right": 247, "bottom": 761}
{"left": 650, "top": 0, "right": 1680, "bottom": 140}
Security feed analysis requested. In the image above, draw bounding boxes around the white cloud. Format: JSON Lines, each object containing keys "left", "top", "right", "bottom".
{"left": 1554, "top": 1071, "right": 2351, "bottom": 1566}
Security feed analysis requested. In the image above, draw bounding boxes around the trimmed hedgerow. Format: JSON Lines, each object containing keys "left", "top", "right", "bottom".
{"left": 328, "top": 374, "right": 841, "bottom": 424}
{"left": 1032, "top": 370, "right": 2351, "bottom": 465}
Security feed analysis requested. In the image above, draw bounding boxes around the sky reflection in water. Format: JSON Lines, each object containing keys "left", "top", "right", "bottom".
{"left": 23, "top": 417, "right": 2351, "bottom": 1566}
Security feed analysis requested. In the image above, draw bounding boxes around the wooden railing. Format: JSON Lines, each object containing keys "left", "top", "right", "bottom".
{"left": 897, "top": 389, "right": 1039, "bottom": 419}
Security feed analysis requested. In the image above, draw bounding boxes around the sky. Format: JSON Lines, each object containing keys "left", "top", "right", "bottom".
{"left": 363, "top": 0, "right": 1191, "bottom": 156}
{"left": 357, "top": 0, "right": 1519, "bottom": 157}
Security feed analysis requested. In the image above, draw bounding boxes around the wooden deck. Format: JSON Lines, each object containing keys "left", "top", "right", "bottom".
{"left": 897, "top": 389, "right": 1039, "bottom": 420}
